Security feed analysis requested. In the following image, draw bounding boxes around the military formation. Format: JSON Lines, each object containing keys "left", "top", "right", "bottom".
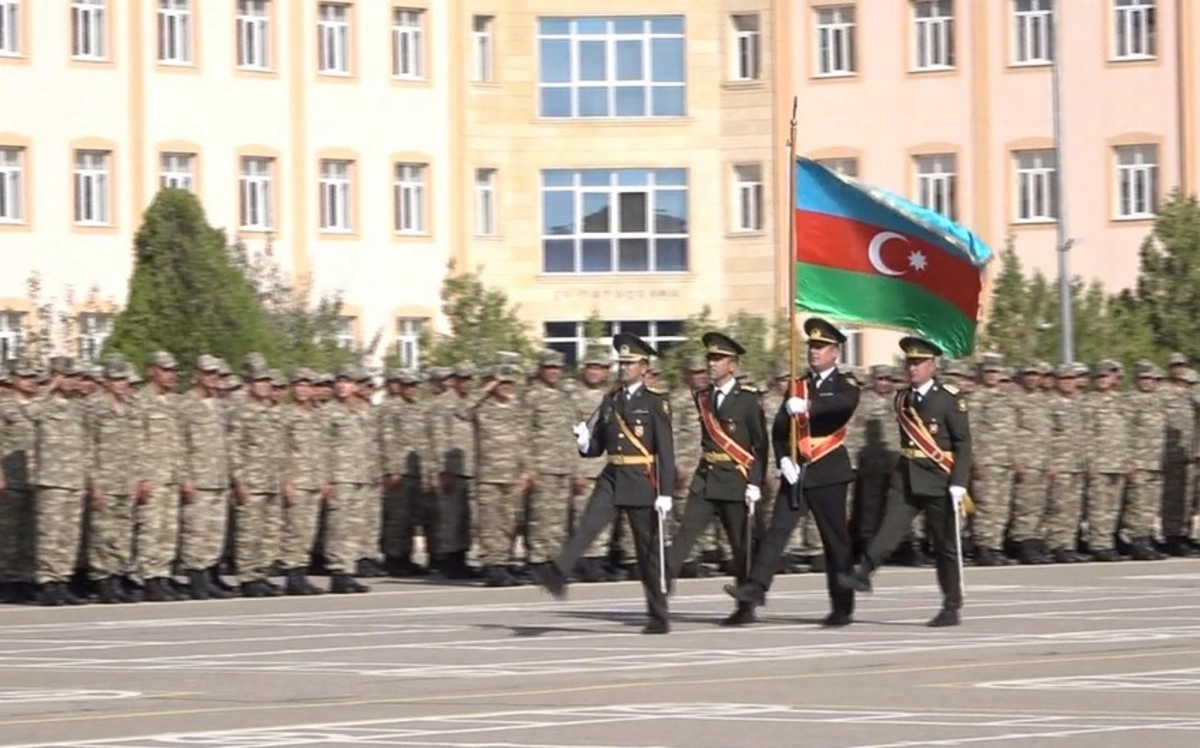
{"left": 0, "top": 336, "right": 1197, "bottom": 609}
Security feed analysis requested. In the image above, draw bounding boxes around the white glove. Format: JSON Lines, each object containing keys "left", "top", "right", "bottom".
{"left": 786, "top": 397, "right": 808, "bottom": 416}
{"left": 573, "top": 421, "right": 590, "bottom": 451}
{"left": 654, "top": 495, "right": 672, "bottom": 517}
{"left": 779, "top": 457, "right": 800, "bottom": 485}
{"left": 744, "top": 485, "right": 761, "bottom": 506}
{"left": 949, "top": 485, "right": 967, "bottom": 510}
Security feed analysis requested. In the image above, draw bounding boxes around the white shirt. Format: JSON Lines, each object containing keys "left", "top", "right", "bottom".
{"left": 913, "top": 379, "right": 935, "bottom": 398}
{"left": 714, "top": 377, "right": 736, "bottom": 408}
{"left": 812, "top": 366, "right": 837, "bottom": 389}
{"left": 625, "top": 382, "right": 643, "bottom": 399}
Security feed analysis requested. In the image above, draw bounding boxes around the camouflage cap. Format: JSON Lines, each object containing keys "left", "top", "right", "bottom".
{"left": 477, "top": 365, "right": 495, "bottom": 380}
{"left": 1169, "top": 352, "right": 1189, "bottom": 366}
{"left": 869, "top": 363, "right": 891, "bottom": 379}
{"left": 1000, "top": 368, "right": 1015, "bottom": 382}
{"left": 1018, "top": 361, "right": 1041, "bottom": 375}
{"left": 245, "top": 361, "right": 271, "bottom": 381}
{"left": 314, "top": 372, "right": 333, "bottom": 385}
{"left": 196, "top": 354, "right": 222, "bottom": 373}
{"left": 289, "top": 367, "right": 316, "bottom": 384}
{"left": 538, "top": 349, "right": 565, "bottom": 368}
{"left": 648, "top": 358, "right": 662, "bottom": 375}
{"left": 146, "top": 350, "right": 177, "bottom": 370}
{"left": 104, "top": 358, "right": 132, "bottom": 380}
{"left": 216, "top": 358, "right": 232, "bottom": 377}
{"left": 943, "top": 360, "right": 970, "bottom": 378}
{"left": 1184, "top": 368, "right": 1200, "bottom": 384}
{"left": 128, "top": 371, "right": 143, "bottom": 385}
{"left": 333, "top": 364, "right": 357, "bottom": 380}
{"left": 427, "top": 366, "right": 452, "bottom": 381}
{"left": 495, "top": 364, "right": 521, "bottom": 384}
{"left": 683, "top": 355, "right": 706, "bottom": 373}
{"left": 978, "top": 352, "right": 1005, "bottom": 373}
{"left": 241, "top": 352, "right": 267, "bottom": 373}
{"left": 1071, "top": 362, "right": 1090, "bottom": 378}
{"left": 452, "top": 363, "right": 475, "bottom": 379}
{"left": 1037, "top": 360, "right": 1054, "bottom": 375}
{"left": 397, "top": 369, "right": 420, "bottom": 385}
{"left": 385, "top": 369, "right": 405, "bottom": 382}
{"left": 1093, "top": 359, "right": 1121, "bottom": 377}
{"left": 1134, "top": 360, "right": 1161, "bottom": 379}
{"left": 51, "top": 356, "right": 80, "bottom": 376}
{"left": 888, "top": 367, "right": 907, "bottom": 383}
{"left": 0, "top": 371, "right": 8, "bottom": 385}
{"left": 356, "top": 367, "right": 374, "bottom": 383}
{"left": 769, "top": 362, "right": 789, "bottom": 380}
{"left": 268, "top": 368, "right": 287, "bottom": 387}
{"left": 581, "top": 346, "right": 610, "bottom": 367}
{"left": 1053, "top": 362, "right": 1077, "bottom": 378}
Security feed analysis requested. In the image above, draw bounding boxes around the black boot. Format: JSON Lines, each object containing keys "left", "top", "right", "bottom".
{"left": 240, "top": 580, "right": 268, "bottom": 598}
{"left": 37, "top": 583, "right": 65, "bottom": 606}
{"left": 531, "top": 562, "right": 568, "bottom": 600}
{"left": 836, "top": 563, "right": 873, "bottom": 593}
{"left": 143, "top": 578, "right": 171, "bottom": 602}
{"left": 188, "top": 570, "right": 211, "bottom": 600}
{"left": 97, "top": 577, "right": 125, "bottom": 604}
{"left": 330, "top": 573, "right": 369, "bottom": 593}
{"left": 209, "top": 566, "right": 237, "bottom": 592}
{"left": 59, "top": 582, "right": 86, "bottom": 605}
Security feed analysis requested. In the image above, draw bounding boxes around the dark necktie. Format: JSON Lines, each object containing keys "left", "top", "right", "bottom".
{"left": 713, "top": 388, "right": 722, "bottom": 411}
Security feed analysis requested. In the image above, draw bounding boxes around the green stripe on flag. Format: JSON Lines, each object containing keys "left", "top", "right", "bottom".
{"left": 795, "top": 264, "right": 977, "bottom": 358}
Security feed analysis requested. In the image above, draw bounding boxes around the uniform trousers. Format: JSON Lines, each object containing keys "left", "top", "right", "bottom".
{"left": 1044, "top": 472, "right": 1084, "bottom": 550}
{"left": 88, "top": 493, "right": 136, "bottom": 581}
{"left": 136, "top": 487, "right": 179, "bottom": 580}
{"left": 1084, "top": 473, "right": 1126, "bottom": 551}
{"left": 1162, "top": 461, "right": 1193, "bottom": 538}
{"left": 0, "top": 489, "right": 35, "bottom": 583}
{"left": 179, "top": 489, "right": 229, "bottom": 571}
{"left": 667, "top": 492, "right": 750, "bottom": 588}
{"left": 282, "top": 489, "right": 322, "bottom": 570}
{"left": 476, "top": 482, "right": 520, "bottom": 565}
{"left": 235, "top": 492, "right": 282, "bottom": 583}
{"left": 326, "top": 483, "right": 369, "bottom": 572}
{"left": 34, "top": 487, "right": 84, "bottom": 584}
{"left": 524, "top": 474, "right": 571, "bottom": 565}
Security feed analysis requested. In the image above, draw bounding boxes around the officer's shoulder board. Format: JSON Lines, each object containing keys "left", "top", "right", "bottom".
{"left": 645, "top": 385, "right": 668, "bottom": 396}
{"left": 840, "top": 371, "right": 859, "bottom": 387}
{"left": 739, "top": 384, "right": 760, "bottom": 395}
{"left": 942, "top": 383, "right": 961, "bottom": 396}
{"left": 942, "top": 382, "right": 969, "bottom": 411}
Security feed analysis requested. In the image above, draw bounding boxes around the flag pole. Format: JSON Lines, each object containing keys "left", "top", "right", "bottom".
{"left": 1051, "top": 1, "right": 1075, "bottom": 363}
{"left": 786, "top": 96, "right": 800, "bottom": 496}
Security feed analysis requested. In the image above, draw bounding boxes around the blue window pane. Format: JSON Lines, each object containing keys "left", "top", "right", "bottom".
{"left": 540, "top": 87, "right": 572, "bottom": 117}
{"left": 651, "top": 38, "right": 684, "bottom": 82}
{"left": 616, "top": 40, "right": 643, "bottom": 80}
{"left": 581, "top": 193, "right": 610, "bottom": 232}
{"left": 654, "top": 189, "right": 687, "bottom": 233}
{"left": 581, "top": 239, "right": 612, "bottom": 271}
{"left": 619, "top": 321, "right": 649, "bottom": 336}
{"left": 615, "top": 86, "right": 646, "bottom": 116}
{"left": 616, "top": 169, "right": 650, "bottom": 186}
{"left": 580, "top": 169, "right": 611, "bottom": 187}
{"left": 613, "top": 17, "right": 644, "bottom": 34}
{"left": 579, "top": 40, "right": 606, "bottom": 81}
{"left": 543, "top": 240, "right": 576, "bottom": 273}
{"left": 651, "top": 85, "right": 685, "bottom": 116}
{"left": 538, "top": 18, "right": 570, "bottom": 35}
{"left": 542, "top": 170, "right": 573, "bottom": 187}
{"left": 576, "top": 18, "right": 607, "bottom": 34}
{"left": 656, "top": 320, "right": 684, "bottom": 337}
{"left": 542, "top": 190, "right": 576, "bottom": 234}
{"left": 618, "top": 239, "right": 650, "bottom": 272}
{"left": 539, "top": 39, "right": 571, "bottom": 83}
{"left": 655, "top": 238, "right": 688, "bottom": 271}
{"left": 650, "top": 16, "right": 684, "bottom": 34}
{"left": 578, "top": 86, "right": 608, "bottom": 116}
{"left": 654, "top": 169, "right": 687, "bottom": 186}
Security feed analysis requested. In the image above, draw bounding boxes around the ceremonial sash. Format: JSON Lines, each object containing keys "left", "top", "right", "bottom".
{"left": 892, "top": 390, "right": 975, "bottom": 515}
{"left": 612, "top": 407, "right": 658, "bottom": 492}
{"left": 695, "top": 391, "right": 753, "bottom": 480}
{"left": 791, "top": 379, "right": 847, "bottom": 463}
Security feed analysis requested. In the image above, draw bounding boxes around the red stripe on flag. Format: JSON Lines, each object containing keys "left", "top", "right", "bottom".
{"left": 795, "top": 209, "right": 981, "bottom": 319}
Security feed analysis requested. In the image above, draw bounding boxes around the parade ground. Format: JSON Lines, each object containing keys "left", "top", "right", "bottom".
{"left": 2, "top": 562, "right": 1200, "bottom": 747}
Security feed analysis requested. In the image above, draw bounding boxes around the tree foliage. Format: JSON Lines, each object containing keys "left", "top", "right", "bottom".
{"left": 424, "top": 265, "right": 536, "bottom": 367}
{"left": 1136, "top": 190, "right": 1200, "bottom": 359}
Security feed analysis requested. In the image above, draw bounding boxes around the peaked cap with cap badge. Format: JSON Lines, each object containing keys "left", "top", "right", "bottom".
{"left": 701, "top": 331, "right": 746, "bottom": 358}
{"left": 611, "top": 332, "right": 658, "bottom": 363}
{"left": 899, "top": 336, "right": 941, "bottom": 359}
{"left": 804, "top": 317, "right": 847, "bottom": 346}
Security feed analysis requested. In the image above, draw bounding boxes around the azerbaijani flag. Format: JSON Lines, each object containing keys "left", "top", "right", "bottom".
{"left": 794, "top": 158, "right": 993, "bottom": 358}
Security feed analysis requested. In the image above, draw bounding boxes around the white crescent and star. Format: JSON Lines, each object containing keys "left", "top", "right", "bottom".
{"left": 867, "top": 231, "right": 929, "bottom": 276}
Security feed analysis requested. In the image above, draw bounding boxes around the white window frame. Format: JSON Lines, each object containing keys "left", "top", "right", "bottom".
{"left": 236, "top": 0, "right": 270, "bottom": 71}
{"left": 733, "top": 164, "right": 763, "bottom": 232}
{"left": 395, "top": 317, "right": 425, "bottom": 368}
{"left": 393, "top": 163, "right": 427, "bottom": 235}
{"left": 731, "top": 13, "right": 760, "bottom": 82}
{"left": 542, "top": 320, "right": 685, "bottom": 370}
{"left": 239, "top": 156, "right": 274, "bottom": 231}
{"left": 74, "top": 150, "right": 111, "bottom": 226}
{"left": 335, "top": 317, "right": 356, "bottom": 350}
{"left": 474, "top": 168, "right": 497, "bottom": 237}
{"left": 72, "top": 0, "right": 107, "bottom": 61}
{"left": 391, "top": 8, "right": 424, "bottom": 79}
{"left": 471, "top": 15, "right": 494, "bottom": 82}
{"left": 1013, "top": 149, "right": 1057, "bottom": 223}
{"left": 0, "top": 0, "right": 18, "bottom": 57}
{"left": 912, "top": 0, "right": 955, "bottom": 71}
{"left": 317, "top": 2, "right": 350, "bottom": 75}
{"left": 159, "top": 152, "right": 195, "bottom": 192}
{"left": 157, "top": 0, "right": 192, "bottom": 65}
{"left": 0, "top": 311, "right": 24, "bottom": 364}
{"left": 78, "top": 313, "right": 112, "bottom": 363}
{"left": 815, "top": 5, "right": 856, "bottom": 77}
{"left": 0, "top": 146, "right": 23, "bottom": 223}
{"left": 319, "top": 159, "right": 353, "bottom": 232}
{"left": 914, "top": 153, "right": 957, "bottom": 220}
{"left": 1113, "top": 0, "right": 1156, "bottom": 60}
{"left": 816, "top": 157, "right": 859, "bottom": 178}
{"left": 838, "top": 326, "right": 863, "bottom": 367}
{"left": 1012, "top": 0, "right": 1053, "bottom": 65}
{"left": 1114, "top": 144, "right": 1158, "bottom": 219}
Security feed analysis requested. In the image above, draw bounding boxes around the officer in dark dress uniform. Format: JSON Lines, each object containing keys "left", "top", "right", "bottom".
{"left": 665, "top": 332, "right": 768, "bottom": 626}
{"left": 726, "top": 318, "right": 861, "bottom": 626}
{"left": 837, "top": 336, "right": 972, "bottom": 628}
{"left": 533, "top": 333, "right": 677, "bottom": 634}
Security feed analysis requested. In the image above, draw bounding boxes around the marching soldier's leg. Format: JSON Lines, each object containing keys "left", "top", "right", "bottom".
{"left": 1084, "top": 474, "right": 1125, "bottom": 560}
{"left": 1044, "top": 472, "right": 1084, "bottom": 562}
{"left": 476, "top": 482, "right": 504, "bottom": 585}
{"left": 923, "top": 496, "right": 963, "bottom": 622}
{"left": 553, "top": 474, "right": 618, "bottom": 581}
{"left": 860, "top": 476, "right": 923, "bottom": 574}
{"left": 669, "top": 479, "right": 702, "bottom": 576}
{"left": 971, "top": 465, "right": 1013, "bottom": 565}
{"left": 526, "top": 475, "right": 571, "bottom": 573}
{"left": 613, "top": 511, "right": 639, "bottom": 579}
{"left": 35, "top": 488, "right": 85, "bottom": 605}
{"left": 807, "top": 483, "right": 855, "bottom": 621}
{"left": 627, "top": 506, "right": 669, "bottom": 633}
{"left": 665, "top": 480, "right": 717, "bottom": 577}
{"left": 577, "top": 477, "right": 617, "bottom": 582}
{"left": 725, "top": 483, "right": 806, "bottom": 608}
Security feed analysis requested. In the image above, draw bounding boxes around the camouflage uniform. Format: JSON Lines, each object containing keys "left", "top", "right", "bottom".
{"left": 969, "top": 355, "right": 1017, "bottom": 560}
{"left": 230, "top": 367, "right": 284, "bottom": 592}
{"left": 1044, "top": 364, "right": 1088, "bottom": 557}
{"left": 0, "top": 359, "right": 39, "bottom": 592}
{"left": 177, "top": 357, "right": 233, "bottom": 579}
{"left": 133, "top": 353, "right": 185, "bottom": 591}
{"left": 1161, "top": 358, "right": 1197, "bottom": 550}
{"left": 85, "top": 362, "right": 141, "bottom": 590}
{"left": 356, "top": 372, "right": 386, "bottom": 567}
{"left": 430, "top": 365, "right": 477, "bottom": 569}
{"left": 1010, "top": 365, "right": 1052, "bottom": 555}
{"left": 1124, "top": 362, "right": 1166, "bottom": 555}
{"left": 320, "top": 367, "right": 372, "bottom": 591}
{"left": 1082, "top": 361, "right": 1130, "bottom": 557}
{"left": 279, "top": 369, "right": 325, "bottom": 593}
{"left": 571, "top": 357, "right": 612, "bottom": 573}
{"left": 472, "top": 368, "right": 530, "bottom": 582}
{"left": 523, "top": 352, "right": 580, "bottom": 566}
{"left": 669, "top": 358, "right": 706, "bottom": 570}
{"left": 852, "top": 366, "right": 900, "bottom": 551}
{"left": 381, "top": 371, "right": 428, "bottom": 568}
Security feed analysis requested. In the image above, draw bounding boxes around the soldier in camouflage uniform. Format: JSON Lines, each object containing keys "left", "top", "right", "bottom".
{"left": 318, "top": 366, "right": 370, "bottom": 593}
{"left": 355, "top": 369, "right": 386, "bottom": 577}
{"left": 1123, "top": 362, "right": 1167, "bottom": 560}
{"left": 522, "top": 351, "right": 582, "bottom": 577}
{"left": 0, "top": 358, "right": 39, "bottom": 603}
{"left": 279, "top": 368, "right": 326, "bottom": 595}
{"left": 969, "top": 355, "right": 1016, "bottom": 565}
{"left": 134, "top": 352, "right": 185, "bottom": 602}
{"left": 430, "top": 364, "right": 478, "bottom": 579}
{"left": 381, "top": 370, "right": 430, "bottom": 575}
{"left": 1082, "top": 360, "right": 1130, "bottom": 560}
{"left": 1010, "top": 362, "right": 1052, "bottom": 563}
{"left": 420, "top": 367, "right": 451, "bottom": 572}
{"left": 570, "top": 347, "right": 617, "bottom": 581}
{"left": 471, "top": 366, "right": 534, "bottom": 586}
{"left": 759, "top": 363, "right": 802, "bottom": 572}
{"left": 229, "top": 362, "right": 285, "bottom": 596}
{"left": 670, "top": 357, "right": 709, "bottom": 577}
{"left": 851, "top": 364, "right": 900, "bottom": 555}
{"left": 1043, "top": 363, "right": 1088, "bottom": 562}
{"left": 1162, "top": 353, "right": 1199, "bottom": 555}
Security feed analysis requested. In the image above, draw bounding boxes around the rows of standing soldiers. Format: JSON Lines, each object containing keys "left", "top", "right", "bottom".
{"left": 0, "top": 343, "right": 1194, "bottom": 606}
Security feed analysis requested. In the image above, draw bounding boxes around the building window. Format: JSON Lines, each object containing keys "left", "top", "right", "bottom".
{"left": 319, "top": 159, "right": 352, "bottom": 232}
{"left": 733, "top": 164, "right": 763, "bottom": 232}
{"left": 543, "top": 320, "right": 684, "bottom": 370}
{"left": 0, "top": 147, "right": 23, "bottom": 223}
{"left": 1114, "top": 144, "right": 1158, "bottom": 219}
{"left": 541, "top": 168, "right": 688, "bottom": 274}
{"left": 471, "top": 15, "right": 493, "bottom": 82}
{"left": 239, "top": 156, "right": 273, "bottom": 230}
{"left": 0, "top": 0, "right": 19, "bottom": 56}
{"left": 236, "top": 0, "right": 270, "bottom": 70}
{"left": 396, "top": 317, "right": 425, "bottom": 368}
{"left": 393, "top": 163, "right": 426, "bottom": 234}
{"left": 816, "top": 157, "right": 859, "bottom": 178}
{"left": 160, "top": 152, "right": 195, "bottom": 192}
{"left": 157, "top": 0, "right": 192, "bottom": 65}
{"left": 72, "top": 0, "right": 107, "bottom": 60}
{"left": 335, "top": 317, "right": 355, "bottom": 350}
{"left": 839, "top": 326, "right": 863, "bottom": 367}
{"left": 78, "top": 313, "right": 112, "bottom": 363}
{"left": 74, "top": 150, "right": 110, "bottom": 225}
{"left": 731, "top": 13, "right": 760, "bottom": 81}
{"left": 1113, "top": 0, "right": 1155, "bottom": 60}
{"left": 474, "top": 168, "right": 497, "bottom": 237}
{"left": 1012, "top": 0, "right": 1053, "bottom": 64}
{"left": 317, "top": 2, "right": 350, "bottom": 74}
{"left": 914, "top": 153, "right": 957, "bottom": 220}
{"left": 391, "top": 8, "right": 424, "bottom": 79}
{"left": 1013, "top": 149, "right": 1057, "bottom": 223}
{"left": 913, "top": 0, "right": 954, "bottom": 70}
{"left": 815, "top": 5, "right": 855, "bottom": 77}
{"left": 0, "top": 311, "right": 23, "bottom": 364}
{"left": 537, "top": 16, "right": 686, "bottom": 119}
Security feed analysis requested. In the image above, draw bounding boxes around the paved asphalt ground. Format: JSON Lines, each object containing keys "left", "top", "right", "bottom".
{"left": 2, "top": 561, "right": 1200, "bottom": 747}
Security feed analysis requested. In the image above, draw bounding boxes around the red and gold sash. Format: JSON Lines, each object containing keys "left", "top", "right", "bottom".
{"left": 695, "top": 390, "right": 753, "bottom": 480}
{"left": 892, "top": 390, "right": 975, "bottom": 515}
{"left": 791, "top": 379, "right": 847, "bottom": 463}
